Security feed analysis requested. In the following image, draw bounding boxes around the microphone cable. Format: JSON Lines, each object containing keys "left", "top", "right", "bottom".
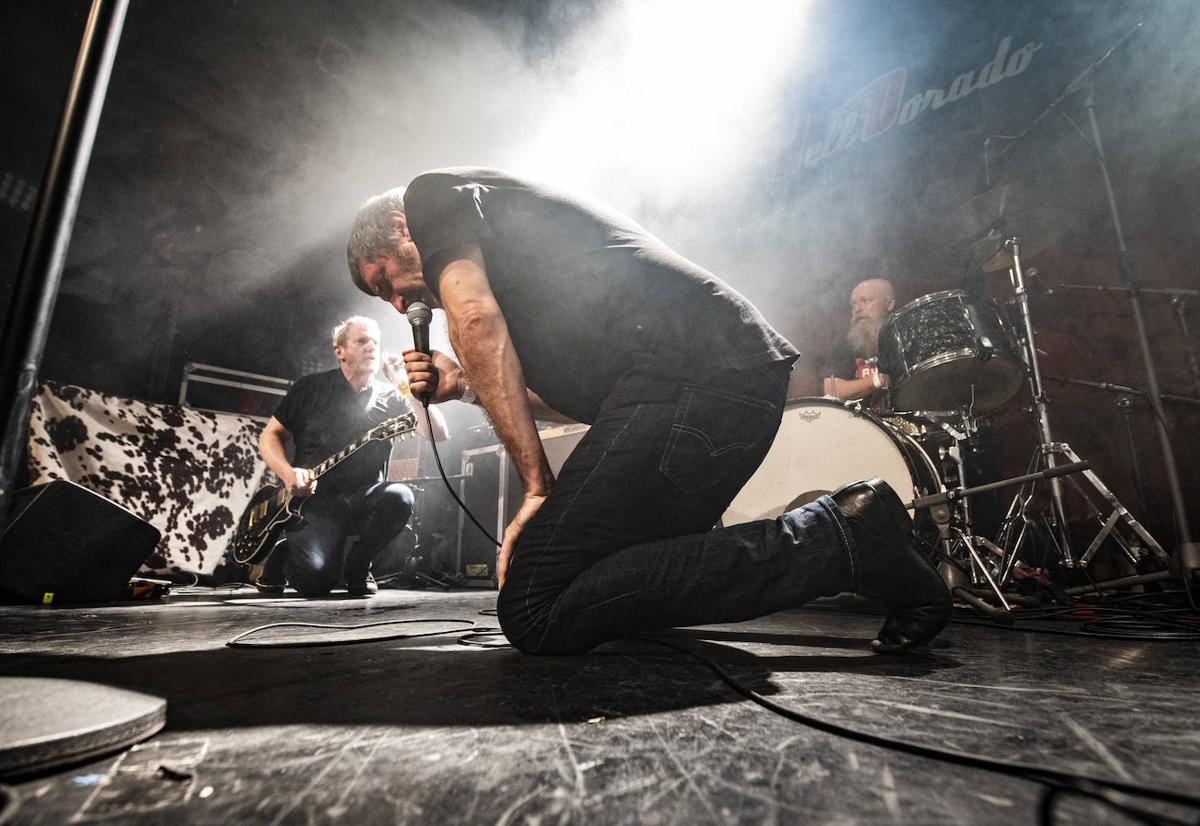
{"left": 403, "top": 301, "right": 500, "bottom": 550}
{"left": 418, "top": 398, "right": 500, "bottom": 549}
{"left": 640, "top": 633, "right": 1200, "bottom": 826}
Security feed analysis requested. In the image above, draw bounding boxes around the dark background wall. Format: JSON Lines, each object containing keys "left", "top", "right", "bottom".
{"left": 2, "top": 0, "right": 1196, "bottom": 548}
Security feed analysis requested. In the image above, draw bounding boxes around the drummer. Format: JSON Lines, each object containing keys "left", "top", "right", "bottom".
{"left": 823, "top": 277, "right": 895, "bottom": 402}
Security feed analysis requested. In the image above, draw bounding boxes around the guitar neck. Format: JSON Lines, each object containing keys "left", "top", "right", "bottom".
{"left": 311, "top": 428, "right": 410, "bottom": 480}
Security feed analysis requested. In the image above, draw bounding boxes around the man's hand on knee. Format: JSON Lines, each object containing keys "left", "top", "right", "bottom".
{"left": 498, "top": 493, "right": 547, "bottom": 590}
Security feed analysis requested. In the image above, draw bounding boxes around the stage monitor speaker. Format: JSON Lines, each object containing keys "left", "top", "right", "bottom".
{"left": 0, "top": 480, "right": 161, "bottom": 604}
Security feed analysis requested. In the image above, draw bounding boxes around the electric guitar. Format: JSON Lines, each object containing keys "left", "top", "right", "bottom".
{"left": 229, "top": 413, "right": 417, "bottom": 565}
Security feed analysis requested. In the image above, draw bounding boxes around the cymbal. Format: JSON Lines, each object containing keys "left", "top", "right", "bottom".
{"left": 966, "top": 230, "right": 1006, "bottom": 272}
{"left": 969, "top": 184, "right": 1010, "bottom": 231}
{"left": 974, "top": 231, "right": 1053, "bottom": 272}
{"left": 964, "top": 185, "right": 1064, "bottom": 272}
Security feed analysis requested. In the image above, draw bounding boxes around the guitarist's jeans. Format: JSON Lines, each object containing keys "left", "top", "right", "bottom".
{"left": 277, "top": 482, "right": 414, "bottom": 597}
{"left": 497, "top": 361, "right": 854, "bottom": 655}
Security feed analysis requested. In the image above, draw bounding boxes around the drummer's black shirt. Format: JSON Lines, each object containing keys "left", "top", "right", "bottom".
{"left": 402, "top": 167, "right": 799, "bottom": 424}
{"left": 829, "top": 342, "right": 882, "bottom": 382}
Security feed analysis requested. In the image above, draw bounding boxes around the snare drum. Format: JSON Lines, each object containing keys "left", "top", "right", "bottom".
{"left": 722, "top": 398, "right": 943, "bottom": 527}
{"left": 877, "top": 290, "right": 1024, "bottom": 413}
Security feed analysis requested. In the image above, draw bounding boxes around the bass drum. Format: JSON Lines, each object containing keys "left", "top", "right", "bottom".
{"left": 722, "top": 398, "right": 943, "bottom": 528}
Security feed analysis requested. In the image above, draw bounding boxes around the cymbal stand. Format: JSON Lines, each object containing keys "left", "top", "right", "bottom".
{"left": 1002, "top": 237, "right": 1073, "bottom": 563}
{"left": 997, "top": 238, "right": 1170, "bottom": 575}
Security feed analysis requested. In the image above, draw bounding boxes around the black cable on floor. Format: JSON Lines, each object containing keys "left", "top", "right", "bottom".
{"left": 949, "top": 591, "right": 1200, "bottom": 642}
{"left": 637, "top": 634, "right": 1200, "bottom": 826}
{"left": 457, "top": 608, "right": 508, "bottom": 647}
{"left": 457, "top": 628, "right": 508, "bottom": 648}
{"left": 226, "top": 618, "right": 476, "bottom": 648}
{"left": 226, "top": 607, "right": 508, "bottom": 649}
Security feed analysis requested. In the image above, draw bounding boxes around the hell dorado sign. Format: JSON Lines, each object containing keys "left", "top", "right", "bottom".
{"left": 783, "top": 35, "right": 1043, "bottom": 174}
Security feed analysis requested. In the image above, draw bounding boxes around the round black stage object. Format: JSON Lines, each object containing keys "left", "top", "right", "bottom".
{"left": 0, "top": 677, "right": 165, "bottom": 779}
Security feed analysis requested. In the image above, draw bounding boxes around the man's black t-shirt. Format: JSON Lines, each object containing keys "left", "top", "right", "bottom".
{"left": 402, "top": 167, "right": 799, "bottom": 423}
{"left": 829, "top": 343, "right": 860, "bottom": 381}
{"left": 272, "top": 369, "right": 408, "bottom": 494}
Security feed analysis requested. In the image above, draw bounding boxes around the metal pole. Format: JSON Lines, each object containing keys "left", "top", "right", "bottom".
{"left": 1081, "top": 86, "right": 1199, "bottom": 575}
{"left": 1114, "top": 395, "right": 1150, "bottom": 520}
{"left": 1009, "top": 238, "right": 1074, "bottom": 562}
{"left": 0, "top": 0, "right": 129, "bottom": 525}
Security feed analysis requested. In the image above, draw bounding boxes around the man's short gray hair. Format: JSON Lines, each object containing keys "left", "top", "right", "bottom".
{"left": 346, "top": 186, "right": 406, "bottom": 295}
{"left": 331, "top": 316, "right": 380, "bottom": 349}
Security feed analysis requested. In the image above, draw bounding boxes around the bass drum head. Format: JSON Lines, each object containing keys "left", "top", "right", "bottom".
{"left": 722, "top": 398, "right": 941, "bottom": 526}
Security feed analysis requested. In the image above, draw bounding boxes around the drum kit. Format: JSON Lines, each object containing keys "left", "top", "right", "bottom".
{"left": 725, "top": 235, "right": 1177, "bottom": 619}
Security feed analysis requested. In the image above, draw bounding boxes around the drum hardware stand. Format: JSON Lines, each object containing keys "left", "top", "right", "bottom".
{"left": 998, "top": 239, "right": 1171, "bottom": 578}
{"left": 995, "top": 434, "right": 1169, "bottom": 579}
{"left": 1061, "top": 459, "right": 1153, "bottom": 572}
{"left": 910, "top": 461, "right": 1090, "bottom": 623}
{"left": 991, "top": 20, "right": 1199, "bottom": 584}
{"left": 1065, "top": 568, "right": 1175, "bottom": 597}
{"left": 929, "top": 411, "right": 1011, "bottom": 596}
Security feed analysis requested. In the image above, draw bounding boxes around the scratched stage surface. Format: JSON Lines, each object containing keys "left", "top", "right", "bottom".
{"left": 1, "top": 588, "right": 1197, "bottom": 825}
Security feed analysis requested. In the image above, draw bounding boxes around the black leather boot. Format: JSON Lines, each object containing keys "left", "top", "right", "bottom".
{"left": 831, "top": 478, "right": 951, "bottom": 653}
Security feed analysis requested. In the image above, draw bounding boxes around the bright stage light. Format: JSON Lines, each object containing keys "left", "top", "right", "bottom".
{"left": 516, "top": 0, "right": 812, "bottom": 203}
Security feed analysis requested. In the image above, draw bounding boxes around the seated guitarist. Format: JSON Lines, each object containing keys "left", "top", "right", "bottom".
{"left": 256, "top": 315, "right": 449, "bottom": 596}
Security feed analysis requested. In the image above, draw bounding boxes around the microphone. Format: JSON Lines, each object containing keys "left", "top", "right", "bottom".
{"left": 406, "top": 302, "right": 432, "bottom": 355}
{"left": 406, "top": 302, "right": 433, "bottom": 405}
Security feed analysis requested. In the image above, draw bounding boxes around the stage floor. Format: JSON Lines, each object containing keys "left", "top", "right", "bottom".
{"left": 1, "top": 586, "right": 1197, "bottom": 825}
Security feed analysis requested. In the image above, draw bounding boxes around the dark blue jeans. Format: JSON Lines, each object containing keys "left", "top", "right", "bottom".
{"left": 277, "top": 482, "right": 414, "bottom": 597}
{"left": 497, "top": 362, "right": 853, "bottom": 654}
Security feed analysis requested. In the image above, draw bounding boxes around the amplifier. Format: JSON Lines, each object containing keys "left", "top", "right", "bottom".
{"left": 453, "top": 424, "right": 590, "bottom": 584}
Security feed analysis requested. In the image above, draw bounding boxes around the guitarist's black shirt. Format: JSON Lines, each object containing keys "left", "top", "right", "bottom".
{"left": 273, "top": 368, "right": 408, "bottom": 494}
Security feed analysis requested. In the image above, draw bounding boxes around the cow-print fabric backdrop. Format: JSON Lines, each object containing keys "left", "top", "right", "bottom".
{"left": 27, "top": 380, "right": 268, "bottom": 575}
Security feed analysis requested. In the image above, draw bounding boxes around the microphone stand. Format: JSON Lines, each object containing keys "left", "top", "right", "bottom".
{"left": 1050, "top": 283, "right": 1200, "bottom": 399}
{"left": 1076, "top": 81, "right": 1200, "bottom": 582}
{"left": 1042, "top": 374, "right": 1200, "bottom": 408}
{"left": 1170, "top": 294, "right": 1200, "bottom": 400}
{"left": 1040, "top": 374, "right": 1200, "bottom": 526}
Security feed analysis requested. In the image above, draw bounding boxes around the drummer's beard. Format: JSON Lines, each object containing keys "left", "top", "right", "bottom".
{"left": 846, "top": 316, "right": 885, "bottom": 358}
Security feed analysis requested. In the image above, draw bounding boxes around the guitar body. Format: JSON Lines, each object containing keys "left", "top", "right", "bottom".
{"left": 229, "top": 411, "right": 418, "bottom": 567}
{"left": 229, "top": 484, "right": 298, "bottom": 565}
